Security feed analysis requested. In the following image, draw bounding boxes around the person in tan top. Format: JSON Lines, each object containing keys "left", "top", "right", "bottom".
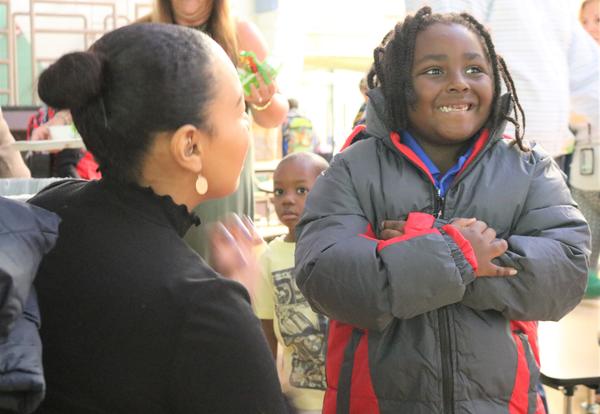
{"left": 0, "top": 107, "right": 30, "bottom": 178}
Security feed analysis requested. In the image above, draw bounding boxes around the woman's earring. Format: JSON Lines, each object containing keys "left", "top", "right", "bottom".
{"left": 195, "top": 174, "right": 208, "bottom": 195}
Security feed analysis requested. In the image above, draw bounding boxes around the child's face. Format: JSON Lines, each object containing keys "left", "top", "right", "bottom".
{"left": 407, "top": 23, "right": 493, "bottom": 146}
{"left": 272, "top": 159, "right": 320, "bottom": 239}
{"left": 581, "top": 1, "right": 600, "bottom": 44}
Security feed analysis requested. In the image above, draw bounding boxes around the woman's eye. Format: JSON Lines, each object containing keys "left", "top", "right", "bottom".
{"left": 296, "top": 187, "right": 309, "bottom": 195}
{"left": 424, "top": 68, "right": 443, "bottom": 75}
{"left": 273, "top": 189, "right": 284, "bottom": 196}
{"left": 466, "top": 66, "right": 483, "bottom": 74}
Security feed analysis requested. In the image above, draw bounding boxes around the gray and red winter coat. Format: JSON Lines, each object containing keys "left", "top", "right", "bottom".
{"left": 294, "top": 89, "right": 590, "bottom": 414}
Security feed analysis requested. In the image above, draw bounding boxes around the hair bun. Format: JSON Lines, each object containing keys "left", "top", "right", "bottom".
{"left": 38, "top": 51, "right": 104, "bottom": 110}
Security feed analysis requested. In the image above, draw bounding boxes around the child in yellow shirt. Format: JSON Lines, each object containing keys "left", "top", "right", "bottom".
{"left": 254, "top": 152, "right": 329, "bottom": 414}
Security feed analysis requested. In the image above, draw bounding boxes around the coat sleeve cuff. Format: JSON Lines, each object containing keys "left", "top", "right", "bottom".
{"left": 440, "top": 224, "right": 477, "bottom": 284}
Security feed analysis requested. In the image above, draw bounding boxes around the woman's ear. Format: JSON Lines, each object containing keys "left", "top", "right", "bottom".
{"left": 169, "top": 124, "right": 207, "bottom": 174}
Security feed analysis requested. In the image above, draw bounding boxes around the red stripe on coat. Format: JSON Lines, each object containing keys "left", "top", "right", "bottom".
{"left": 389, "top": 132, "right": 437, "bottom": 186}
{"left": 441, "top": 224, "right": 478, "bottom": 272}
{"left": 510, "top": 321, "right": 540, "bottom": 364}
{"left": 377, "top": 229, "right": 439, "bottom": 252}
{"left": 377, "top": 212, "right": 437, "bottom": 252}
{"left": 323, "top": 321, "right": 354, "bottom": 414}
{"left": 456, "top": 129, "right": 490, "bottom": 178}
{"left": 509, "top": 321, "right": 545, "bottom": 413}
{"left": 509, "top": 332, "right": 530, "bottom": 414}
{"left": 349, "top": 331, "right": 380, "bottom": 414}
{"left": 359, "top": 223, "right": 378, "bottom": 241}
{"left": 340, "top": 124, "right": 367, "bottom": 152}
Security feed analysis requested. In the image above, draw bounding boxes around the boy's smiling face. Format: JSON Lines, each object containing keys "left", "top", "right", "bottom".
{"left": 272, "top": 157, "right": 322, "bottom": 242}
{"left": 407, "top": 22, "right": 493, "bottom": 146}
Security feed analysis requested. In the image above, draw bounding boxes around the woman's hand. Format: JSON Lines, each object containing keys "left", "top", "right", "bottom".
{"left": 245, "top": 74, "right": 277, "bottom": 110}
{"left": 236, "top": 19, "right": 288, "bottom": 127}
{"left": 209, "top": 214, "right": 264, "bottom": 301}
{"left": 30, "top": 125, "right": 51, "bottom": 141}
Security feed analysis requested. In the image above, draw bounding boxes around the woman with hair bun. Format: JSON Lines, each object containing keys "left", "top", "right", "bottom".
{"left": 30, "top": 23, "right": 288, "bottom": 414}
{"left": 139, "top": 0, "right": 289, "bottom": 261}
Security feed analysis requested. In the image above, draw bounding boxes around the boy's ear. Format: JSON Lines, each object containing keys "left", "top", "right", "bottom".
{"left": 169, "top": 124, "right": 207, "bottom": 174}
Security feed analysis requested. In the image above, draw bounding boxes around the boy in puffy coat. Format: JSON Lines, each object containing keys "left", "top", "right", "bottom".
{"left": 295, "top": 7, "right": 590, "bottom": 414}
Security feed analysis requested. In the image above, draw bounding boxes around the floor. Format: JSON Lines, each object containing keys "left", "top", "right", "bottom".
{"left": 541, "top": 296, "right": 600, "bottom": 414}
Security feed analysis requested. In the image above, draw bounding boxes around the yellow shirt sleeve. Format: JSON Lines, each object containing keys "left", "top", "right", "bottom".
{"left": 253, "top": 247, "right": 275, "bottom": 320}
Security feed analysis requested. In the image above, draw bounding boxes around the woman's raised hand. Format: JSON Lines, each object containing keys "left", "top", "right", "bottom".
{"left": 209, "top": 214, "right": 264, "bottom": 301}
{"left": 246, "top": 74, "right": 277, "bottom": 110}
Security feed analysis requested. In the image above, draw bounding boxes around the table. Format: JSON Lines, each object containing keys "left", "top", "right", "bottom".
{"left": 12, "top": 138, "right": 85, "bottom": 152}
{"left": 539, "top": 299, "right": 600, "bottom": 413}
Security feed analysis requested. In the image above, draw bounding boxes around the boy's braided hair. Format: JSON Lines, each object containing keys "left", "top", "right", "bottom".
{"left": 368, "top": 6, "right": 528, "bottom": 151}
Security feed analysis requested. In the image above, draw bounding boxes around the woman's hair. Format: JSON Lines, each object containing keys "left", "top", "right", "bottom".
{"left": 368, "top": 6, "right": 528, "bottom": 151}
{"left": 38, "top": 23, "right": 216, "bottom": 182}
{"left": 145, "top": 0, "right": 238, "bottom": 65}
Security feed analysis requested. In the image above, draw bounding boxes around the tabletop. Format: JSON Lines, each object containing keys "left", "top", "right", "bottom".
{"left": 12, "top": 138, "right": 85, "bottom": 152}
{"left": 538, "top": 299, "right": 600, "bottom": 388}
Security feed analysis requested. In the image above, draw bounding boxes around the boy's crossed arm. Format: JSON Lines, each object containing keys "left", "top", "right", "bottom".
{"left": 295, "top": 159, "right": 499, "bottom": 332}
{"left": 381, "top": 217, "right": 517, "bottom": 278}
{"left": 459, "top": 156, "right": 590, "bottom": 322}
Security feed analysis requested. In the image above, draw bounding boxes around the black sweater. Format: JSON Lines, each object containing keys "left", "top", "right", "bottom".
{"left": 29, "top": 179, "right": 287, "bottom": 414}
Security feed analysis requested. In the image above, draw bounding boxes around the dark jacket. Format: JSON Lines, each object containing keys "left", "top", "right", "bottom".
{"left": 29, "top": 179, "right": 287, "bottom": 414}
{"left": 0, "top": 196, "right": 60, "bottom": 414}
{"left": 295, "top": 89, "right": 590, "bottom": 414}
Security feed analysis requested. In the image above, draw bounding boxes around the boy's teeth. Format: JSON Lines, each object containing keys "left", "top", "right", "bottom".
{"left": 439, "top": 104, "right": 470, "bottom": 112}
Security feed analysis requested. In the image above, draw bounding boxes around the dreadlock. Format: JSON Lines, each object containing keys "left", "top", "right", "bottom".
{"left": 368, "top": 6, "right": 528, "bottom": 151}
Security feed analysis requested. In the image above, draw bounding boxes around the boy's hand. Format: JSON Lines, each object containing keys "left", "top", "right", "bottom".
{"left": 380, "top": 220, "right": 406, "bottom": 240}
{"left": 382, "top": 217, "right": 516, "bottom": 277}
{"left": 379, "top": 217, "right": 475, "bottom": 240}
{"left": 452, "top": 220, "right": 517, "bottom": 277}
{"left": 449, "top": 217, "right": 477, "bottom": 228}
{"left": 209, "top": 214, "right": 264, "bottom": 301}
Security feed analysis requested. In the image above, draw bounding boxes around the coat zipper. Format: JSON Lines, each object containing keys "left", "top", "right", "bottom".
{"left": 434, "top": 188, "right": 445, "bottom": 218}
{"left": 434, "top": 187, "right": 453, "bottom": 414}
{"left": 392, "top": 131, "right": 499, "bottom": 414}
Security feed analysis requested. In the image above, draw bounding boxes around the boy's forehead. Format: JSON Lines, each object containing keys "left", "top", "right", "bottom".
{"left": 411, "top": 22, "right": 492, "bottom": 73}
{"left": 415, "top": 22, "right": 484, "bottom": 53}
{"left": 274, "top": 158, "right": 321, "bottom": 180}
